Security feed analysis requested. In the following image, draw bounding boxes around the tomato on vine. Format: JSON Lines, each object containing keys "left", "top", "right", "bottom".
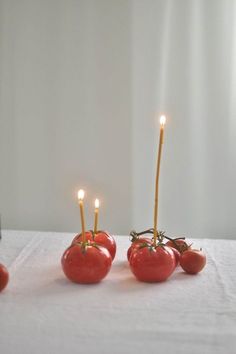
{"left": 127, "top": 237, "right": 152, "bottom": 261}
{"left": 180, "top": 249, "right": 206, "bottom": 274}
{"left": 129, "top": 244, "right": 176, "bottom": 282}
{"left": 166, "top": 239, "right": 191, "bottom": 254}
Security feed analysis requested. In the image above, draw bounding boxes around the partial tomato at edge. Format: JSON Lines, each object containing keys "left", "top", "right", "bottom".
{"left": 0, "top": 263, "right": 9, "bottom": 292}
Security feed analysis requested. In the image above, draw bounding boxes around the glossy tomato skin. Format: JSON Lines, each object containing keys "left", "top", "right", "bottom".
{"left": 72, "top": 231, "right": 116, "bottom": 261}
{"left": 129, "top": 245, "right": 176, "bottom": 282}
{"left": 170, "top": 247, "right": 181, "bottom": 267}
{"left": 0, "top": 263, "right": 9, "bottom": 292}
{"left": 127, "top": 238, "right": 152, "bottom": 261}
{"left": 180, "top": 249, "right": 206, "bottom": 274}
{"left": 166, "top": 239, "right": 190, "bottom": 253}
{"left": 93, "top": 231, "right": 116, "bottom": 260}
{"left": 72, "top": 231, "right": 93, "bottom": 243}
{"left": 61, "top": 243, "right": 112, "bottom": 284}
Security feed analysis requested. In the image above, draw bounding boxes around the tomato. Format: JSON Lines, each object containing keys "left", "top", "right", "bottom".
{"left": 166, "top": 239, "right": 190, "bottom": 253}
{"left": 72, "top": 231, "right": 116, "bottom": 261}
{"left": 0, "top": 263, "right": 9, "bottom": 292}
{"left": 91, "top": 231, "right": 116, "bottom": 260}
{"left": 127, "top": 237, "right": 152, "bottom": 261}
{"left": 180, "top": 249, "right": 206, "bottom": 274}
{"left": 169, "top": 247, "right": 180, "bottom": 267}
{"left": 61, "top": 242, "right": 112, "bottom": 284}
{"left": 129, "top": 245, "right": 176, "bottom": 282}
{"left": 72, "top": 231, "right": 93, "bottom": 243}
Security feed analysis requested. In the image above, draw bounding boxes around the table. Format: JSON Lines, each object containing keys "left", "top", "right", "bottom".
{"left": 0, "top": 230, "right": 236, "bottom": 354}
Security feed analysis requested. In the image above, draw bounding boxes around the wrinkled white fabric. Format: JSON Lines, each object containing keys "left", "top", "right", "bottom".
{"left": 0, "top": 230, "right": 235, "bottom": 354}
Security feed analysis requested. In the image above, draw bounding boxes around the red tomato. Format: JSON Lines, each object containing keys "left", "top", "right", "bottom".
{"left": 127, "top": 237, "right": 152, "bottom": 261}
{"left": 129, "top": 245, "right": 176, "bottom": 282}
{"left": 166, "top": 239, "right": 190, "bottom": 253}
{"left": 0, "top": 263, "right": 9, "bottom": 292}
{"left": 180, "top": 249, "right": 206, "bottom": 274}
{"left": 61, "top": 243, "right": 112, "bottom": 284}
{"left": 72, "top": 231, "right": 116, "bottom": 261}
{"left": 93, "top": 231, "right": 116, "bottom": 260}
{"left": 72, "top": 231, "right": 93, "bottom": 243}
{"left": 170, "top": 247, "right": 181, "bottom": 267}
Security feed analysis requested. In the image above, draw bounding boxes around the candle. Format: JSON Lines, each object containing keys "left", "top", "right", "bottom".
{"left": 94, "top": 198, "right": 100, "bottom": 234}
{"left": 153, "top": 115, "right": 166, "bottom": 246}
{"left": 77, "top": 189, "right": 86, "bottom": 243}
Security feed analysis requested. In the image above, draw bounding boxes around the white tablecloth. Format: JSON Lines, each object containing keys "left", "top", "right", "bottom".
{"left": 0, "top": 230, "right": 235, "bottom": 354}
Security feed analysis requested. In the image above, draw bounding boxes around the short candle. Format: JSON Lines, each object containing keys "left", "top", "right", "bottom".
{"left": 94, "top": 198, "right": 100, "bottom": 234}
{"left": 77, "top": 189, "right": 86, "bottom": 243}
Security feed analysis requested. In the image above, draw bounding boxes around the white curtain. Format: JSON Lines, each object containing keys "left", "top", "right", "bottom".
{"left": 0, "top": 0, "right": 235, "bottom": 238}
{"left": 132, "top": 0, "right": 236, "bottom": 239}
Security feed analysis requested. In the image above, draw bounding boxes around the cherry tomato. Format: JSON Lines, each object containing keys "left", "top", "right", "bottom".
{"left": 72, "top": 231, "right": 116, "bottom": 261}
{"left": 166, "top": 239, "right": 190, "bottom": 253}
{"left": 61, "top": 242, "right": 112, "bottom": 284}
{"left": 127, "top": 237, "right": 152, "bottom": 261}
{"left": 129, "top": 245, "right": 176, "bottom": 282}
{"left": 180, "top": 249, "right": 206, "bottom": 274}
{"left": 0, "top": 263, "right": 9, "bottom": 292}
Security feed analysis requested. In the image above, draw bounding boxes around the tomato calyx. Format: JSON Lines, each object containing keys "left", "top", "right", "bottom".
{"left": 138, "top": 242, "right": 155, "bottom": 252}
{"left": 72, "top": 240, "right": 101, "bottom": 254}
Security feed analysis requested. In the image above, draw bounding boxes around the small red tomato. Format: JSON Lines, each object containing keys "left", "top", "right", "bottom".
{"left": 0, "top": 263, "right": 9, "bottom": 292}
{"left": 180, "top": 249, "right": 206, "bottom": 274}
{"left": 127, "top": 238, "right": 152, "bottom": 261}
{"left": 166, "top": 239, "right": 190, "bottom": 253}
{"left": 72, "top": 231, "right": 116, "bottom": 261}
{"left": 61, "top": 243, "right": 112, "bottom": 284}
{"left": 169, "top": 247, "right": 181, "bottom": 267}
{"left": 129, "top": 245, "right": 176, "bottom": 282}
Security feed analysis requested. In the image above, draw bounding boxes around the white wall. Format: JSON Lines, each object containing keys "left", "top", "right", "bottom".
{"left": 1, "top": 0, "right": 236, "bottom": 239}
{"left": 0, "top": 0, "right": 132, "bottom": 234}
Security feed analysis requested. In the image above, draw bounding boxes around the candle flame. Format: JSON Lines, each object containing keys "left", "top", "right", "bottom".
{"left": 160, "top": 115, "right": 166, "bottom": 126}
{"left": 95, "top": 198, "right": 100, "bottom": 209}
{"left": 78, "top": 189, "right": 85, "bottom": 201}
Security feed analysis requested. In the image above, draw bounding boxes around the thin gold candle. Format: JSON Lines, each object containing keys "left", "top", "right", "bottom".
{"left": 94, "top": 198, "right": 100, "bottom": 234}
{"left": 153, "top": 115, "right": 166, "bottom": 246}
{"left": 77, "top": 189, "right": 86, "bottom": 243}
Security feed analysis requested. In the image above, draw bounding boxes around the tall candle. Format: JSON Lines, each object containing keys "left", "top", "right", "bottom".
{"left": 94, "top": 198, "right": 100, "bottom": 234}
{"left": 78, "top": 189, "right": 86, "bottom": 243}
{"left": 153, "top": 115, "right": 166, "bottom": 246}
